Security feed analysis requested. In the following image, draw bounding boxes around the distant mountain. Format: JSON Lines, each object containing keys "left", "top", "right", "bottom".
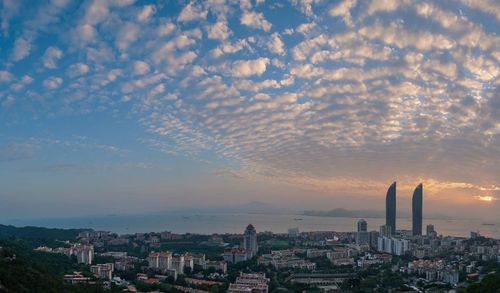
{"left": 304, "top": 208, "right": 385, "bottom": 218}
{"left": 231, "top": 201, "right": 281, "bottom": 213}
{"left": 303, "top": 209, "right": 453, "bottom": 220}
{"left": 168, "top": 201, "right": 291, "bottom": 214}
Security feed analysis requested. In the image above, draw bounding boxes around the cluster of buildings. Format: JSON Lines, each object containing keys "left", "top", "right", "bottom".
{"left": 222, "top": 224, "right": 258, "bottom": 264}
{"left": 348, "top": 181, "right": 500, "bottom": 288}
{"left": 36, "top": 243, "right": 95, "bottom": 265}
{"left": 29, "top": 183, "right": 500, "bottom": 292}
{"left": 228, "top": 272, "right": 269, "bottom": 293}
{"left": 147, "top": 251, "right": 211, "bottom": 277}
{"left": 352, "top": 182, "right": 428, "bottom": 256}
{"left": 402, "top": 259, "right": 460, "bottom": 285}
{"left": 258, "top": 249, "right": 316, "bottom": 270}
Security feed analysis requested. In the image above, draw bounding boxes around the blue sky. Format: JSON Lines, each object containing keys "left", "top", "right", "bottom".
{"left": 0, "top": 0, "right": 499, "bottom": 219}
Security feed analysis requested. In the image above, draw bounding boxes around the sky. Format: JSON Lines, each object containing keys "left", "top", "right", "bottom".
{"left": 0, "top": 0, "right": 499, "bottom": 220}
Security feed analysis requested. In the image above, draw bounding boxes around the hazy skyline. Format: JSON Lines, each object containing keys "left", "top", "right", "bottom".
{"left": 0, "top": 0, "right": 499, "bottom": 220}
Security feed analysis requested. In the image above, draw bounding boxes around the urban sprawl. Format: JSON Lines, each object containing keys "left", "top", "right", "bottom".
{"left": 29, "top": 183, "right": 500, "bottom": 292}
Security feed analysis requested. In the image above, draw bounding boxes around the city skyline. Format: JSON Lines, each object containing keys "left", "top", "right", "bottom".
{"left": 0, "top": 0, "right": 499, "bottom": 220}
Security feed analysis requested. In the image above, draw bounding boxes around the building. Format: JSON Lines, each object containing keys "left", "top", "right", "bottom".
{"left": 379, "top": 225, "right": 392, "bottom": 238}
{"left": 357, "top": 219, "right": 367, "bottom": 232}
{"left": 172, "top": 255, "right": 185, "bottom": 275}
{"left": 147, "top": 251, "right": 172, "bottom": 270}
{"left": 412, "top": 183, "right": 423, "bottom": 236}
{"left": 243, "top": 224, "right": 258, "bottom": 258}
{"left": 90, "top": 263, "right": 114, "bottom": 280}
{"left": 386, "top": 182, "right": 397, "bottom": 235}
{"left": 228, "top": 272, "right": 269, "bottom": 293}
{"left": 64, "top": 272, "right": 92, "bottom": 284}
{"left": 377, "top": 237, "right": 409, "bottom": 256}
{"left": 356, "top": 219, "right": 369, "bottom": 245}
{"left": 470, "top": 231, "right": 481, "bottom": 239}
{"left": 426, "top": 224, "right": 435, "bottom": 237}
{"left": 258, "top": 251, "right": 316, "bottom": 270}
{"left": 306, "top": 249, "right": 330, "bottom": 258}
{"left": 75, "top": 244, "right": 94, "bottom": 265}
{"left": 369, "top": 231, "right": 379, "bottom": 249}
{"left": 223, "top": 248, "right": 248, "bottom": 264}
{"left": 186, "top": 253, "right": 205, "bottom": 267}
{"left": 204, "top": 260, "right": 227, "bottom": 273}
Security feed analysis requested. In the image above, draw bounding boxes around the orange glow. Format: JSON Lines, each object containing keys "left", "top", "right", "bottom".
{"left": 475, "top": 196, "right": 496, "bottom": 202}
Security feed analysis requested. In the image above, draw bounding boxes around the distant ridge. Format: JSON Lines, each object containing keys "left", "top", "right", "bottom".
{"left": 303, "top": 208, "right": 453, "bottom": 220}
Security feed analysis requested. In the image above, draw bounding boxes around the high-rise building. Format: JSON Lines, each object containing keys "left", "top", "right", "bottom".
{"left": 172, "top": 255, "right": 185, "bottom": 275}
{"left": 369, "top": 231, "right": 379, "bottom": 249}
{"left": 356, "top": 219, "right": 369, "bottom": 245}
{"left": 379, "top": 224, "right": 392, "bottom": 238}
{"left": 243, "top": 224, "right": 258, "bottom": 258}
{"left": 426, "top": 224, "right": 435, "bottom": 237}
{"left": 75, "top": 244, "right": 94, "bottom": 265}
{"left": 412, "top": 183, "right": 423, "bottom": 236}
{"left": 357, "top": 219, "right": 367, "bottom": 232}
{"left": 386, "top": 182, "right": 396, "bottom": 234}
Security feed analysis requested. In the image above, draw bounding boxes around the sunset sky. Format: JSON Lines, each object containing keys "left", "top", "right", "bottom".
{"left": 0, "top": 0, "right": 499, "bottom": 220}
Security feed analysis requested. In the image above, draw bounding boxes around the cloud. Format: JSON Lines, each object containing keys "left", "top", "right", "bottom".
{"left": 43, "top": 76, "right": 63, "bottom": 89}
{"left": 474, "top": 195, "right": 497, "bottom": 202}
{"left": 289, "top": 0, "right": 323, "bottom": 17}
{"left": 240, "top": 11, "right": 272, "bottom": 31}
{"left": 133, "top": 60, "right": 150, "bottom": 75}
{"left": 2, "top": 0, "right": 499, "bottom": 215}
{"left": 1, "top": 0, "right": 21, "bottom": 35}
{"left": 137, "top": 5, "right": 155, "bottom": 22}
{"left": 68, "top": 63, "right": 90, "bottom": 77}
{"left": 458, "top": 0, "right": 500, "bottom": 21}
{"left": 207, "top": 21, "right": 231, "bottom": 40}
{"left": 158, "top": 21, "right": 176, "bottom": 36}
{"left": 42, "top": 46, "right": 63, "bottom": 69}
{"left": 11, "top": 37, "right": 31, "bottom": 61}
{"left": 10, "top": 75, "right": 33, "bottom": 91}
{"left": 116, "top": 22, "right": 140, "bottom": 50}
{"left": 82, "top": 0, "right": 109, "bottom": 25}
{"left": 231, "top": 58, "right": 270, "bottom": 77}
{"left": 268, "top": 33, "right": 285, "bottom": 55}
{"left": 0, "top": 143, "right": 36, "bottom": 161}
{"left": 329, "top": 0, "right": 357, "bottom": 27}
{"left": 0, "top": 70, "right": 15, "bottom": 82}
{"left": 210, "top": 39, "right": 250, "bottom": 58}
{"left": 75, "top": 23, "right": 97, "bottom": 43}
{"left": 178, "top": 3, "right": 208, "bottom": 22}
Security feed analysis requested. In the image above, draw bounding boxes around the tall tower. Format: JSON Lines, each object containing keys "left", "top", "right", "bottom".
{"left": 243, "top": 224, "right": 258, "bottom": 258}
{"left": 412, "top": 183, "right": 423, "bottom": 236}
{"left": 385, "top": 182, "right": 396, "bottom": 235}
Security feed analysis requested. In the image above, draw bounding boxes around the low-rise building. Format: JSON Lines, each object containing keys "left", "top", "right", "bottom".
{"left": 90, "top": 263, "right": 114, "bottom": 280}
{"left": 223, "top": 247, "right": 248, "bottom": 264}
{"left": 204, "top": 260, "right": 227, "bottom": 273}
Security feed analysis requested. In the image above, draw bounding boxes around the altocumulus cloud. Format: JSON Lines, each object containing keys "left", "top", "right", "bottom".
{"left": 0, "top": 0, "right": 499, "bottom": 205}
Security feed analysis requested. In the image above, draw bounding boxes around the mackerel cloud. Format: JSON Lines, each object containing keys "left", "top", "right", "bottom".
{"left": 0, "top": 0, "right": 498, "bottom": 201}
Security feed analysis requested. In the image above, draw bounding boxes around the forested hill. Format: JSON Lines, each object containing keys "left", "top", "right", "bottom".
{"left": 0, "top": 224, "right": 86, "bottom": 248}
{"left": 0, "top": 225, "right": 106, "bottom": 293}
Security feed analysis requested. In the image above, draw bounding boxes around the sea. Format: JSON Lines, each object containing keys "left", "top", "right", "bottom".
{"left": 4, "top": 212, "right": 500, "bottom": 239}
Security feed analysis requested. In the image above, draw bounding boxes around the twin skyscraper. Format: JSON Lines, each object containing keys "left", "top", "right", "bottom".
{"left": 385, "top": 182, "right": 423, "bottom": 236}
